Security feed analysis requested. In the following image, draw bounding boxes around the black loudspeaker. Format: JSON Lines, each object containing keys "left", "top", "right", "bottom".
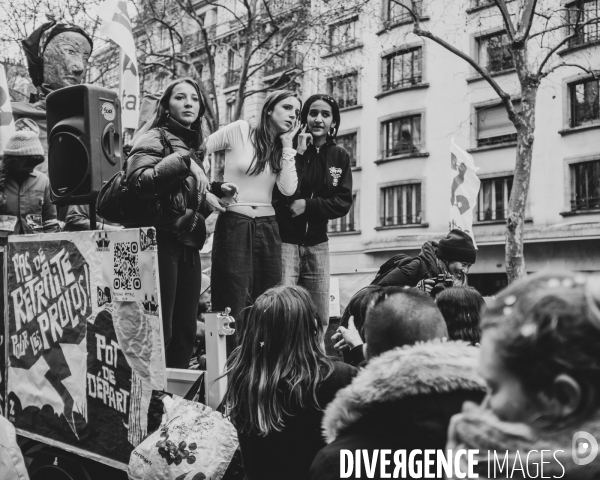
{"left": 47, "top": 85, "right": 121, "bottom": 206}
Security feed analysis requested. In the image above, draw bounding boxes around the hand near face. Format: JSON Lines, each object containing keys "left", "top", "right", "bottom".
{"left": 296, "top": 124, "right": 313, "bottom": 154}
{"left": 279, "top": 119, "right": 302, "bottom": 149}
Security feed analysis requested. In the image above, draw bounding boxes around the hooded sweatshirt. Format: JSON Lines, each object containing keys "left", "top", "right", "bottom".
{"left": 273, "top": 139, "right": 353, "bottom": 246}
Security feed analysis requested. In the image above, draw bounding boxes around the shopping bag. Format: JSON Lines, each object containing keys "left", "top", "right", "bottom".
{"left": 128, "top": 395, "right": 238, "bottom": 480}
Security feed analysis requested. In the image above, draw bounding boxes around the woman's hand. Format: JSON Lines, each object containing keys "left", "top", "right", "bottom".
{"left": 279, "top": 119, "right": 302, "bottom": 149}
{"left": 296, "top": 125, "right": 313, "bottom": 154}
{"left": 290, "top": 199, "right": 306, "bottom": 217}
{"left": 332, "top": 316, "right": 364, "bottom": 351}
{"left": 220, "top": 182, "right": 239, "bottom": 199}
{"left": 206, "top": 192, "right": 226, "bottom": 213}
{"left": 190, "top": 160, "right": 209, "bottom": 194}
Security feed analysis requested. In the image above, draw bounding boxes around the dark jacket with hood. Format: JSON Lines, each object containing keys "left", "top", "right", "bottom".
{"left": 273, "top": 139, "right": 353, "bottom": 246}
{"left": 125, "top": 117, "right": 207, "bottom": 248}
{"left": 374, "top": 240, "right": 442, "bottom": 287}
{"left": 309, "top": 341, "right": 486, "bottom": 480}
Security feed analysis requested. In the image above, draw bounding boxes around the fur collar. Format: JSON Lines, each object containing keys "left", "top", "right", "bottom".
{"left": 322, "top": 340, "right": 485, "bottom": 443}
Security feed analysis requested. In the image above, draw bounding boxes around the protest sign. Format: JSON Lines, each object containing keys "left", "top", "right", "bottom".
{"left": 449, "top": 137, "right": 480, "bottom": 247}
{"left": 5, "top": 228, "right": 165, "bottom": 469}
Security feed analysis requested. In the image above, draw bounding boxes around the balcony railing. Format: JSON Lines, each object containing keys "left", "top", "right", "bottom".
{"left": 380, "top": 214, "right": 422, "bottom": 227}
{"left": 224, "top": 68, "right": 241, "bottom": 87}
{"left": 264, "top": 50, "right": 301, "bottom": 76}
{"left": 184, "top": 27, "right": 217, "bottom": 51}
{"left": 476, "top": 209, "right": 508, "bottom": 222}
{"left": 382, "top": 143, "right": 421, "bottom": 157}
{"left": 382, "top": 74, "right": 422, "bottom": 92}
{"left": 571, "top": 197, "right": 600, "bottom": 211}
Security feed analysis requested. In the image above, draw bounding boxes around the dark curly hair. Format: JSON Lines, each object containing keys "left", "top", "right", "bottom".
{"left": 435, "top": 286, "right": 484, "bottom": 345}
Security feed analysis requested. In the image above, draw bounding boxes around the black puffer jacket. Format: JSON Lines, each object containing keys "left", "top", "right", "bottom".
{"left": 125, "top": 117, "right": 207, "bottom": 247}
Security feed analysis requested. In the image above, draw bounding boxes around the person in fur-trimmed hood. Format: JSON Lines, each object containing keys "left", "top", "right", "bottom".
{"left": 445, "top": 271, "right": 600, "bottom": 479}
{"left": 309, "top": 338, "right": 486, "bottom": 479}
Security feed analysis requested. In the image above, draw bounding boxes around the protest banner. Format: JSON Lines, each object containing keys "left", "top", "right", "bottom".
{"left": 97, "top": 0, "right": 140, "bottom": 130}
{"left": 449, "top": 137, "right": 481, "bottom": 247}
{"left": 0, "top": 65, "right": 16, "bottom": 154}
{"left": 5, "top": 228, "right": 165, "bottom": 469}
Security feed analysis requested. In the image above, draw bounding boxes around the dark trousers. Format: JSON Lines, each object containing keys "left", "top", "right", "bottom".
{"left": 157, "top": 230, "right": 202, "bottom": 368}
{"left": 211, "top": 212, "right": 282, "bottom": 352}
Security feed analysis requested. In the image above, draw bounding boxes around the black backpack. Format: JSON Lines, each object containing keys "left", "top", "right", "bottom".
{"left": 96, "top": 128, "right": 173, "bottom": 226}
{"left": 371, "top": 253, "right": 413, "bottom": 286}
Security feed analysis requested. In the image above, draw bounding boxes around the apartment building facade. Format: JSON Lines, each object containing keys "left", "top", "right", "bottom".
{"left": 131, "top": 0, "right": 600, "bottom": 294}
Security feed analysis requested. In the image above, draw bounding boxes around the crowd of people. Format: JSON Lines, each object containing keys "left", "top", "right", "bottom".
{"left": 2, "top": 18, "right": 600, "bottom": 480}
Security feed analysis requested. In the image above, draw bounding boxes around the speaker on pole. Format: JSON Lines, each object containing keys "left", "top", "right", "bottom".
{"left": 47, "top": 85, "right": 122, "bottom": 206}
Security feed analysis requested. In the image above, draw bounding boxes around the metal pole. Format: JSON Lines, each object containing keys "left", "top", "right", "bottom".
{"left": 89, "top": 203, "right": 97, "bottom": 230}
{"left": 204, "top": 309, "right": 234, "bottom": 409}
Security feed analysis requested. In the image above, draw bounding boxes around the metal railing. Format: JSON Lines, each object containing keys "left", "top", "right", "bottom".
{"left": 224, "top": 68, "right": 241, "bottom": 87}
{"left": 264, "top": 50, "right": 301, "bottom": 76}
{"left": 571, "top": 197, "right": 600, "bottom": 211}
{"left": 382, "top": 74, "right": 422, "bottom": 91}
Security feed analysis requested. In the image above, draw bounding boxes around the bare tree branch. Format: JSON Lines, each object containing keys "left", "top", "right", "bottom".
{"left": 492, "top": 0, "right": 517, "bottom": 40}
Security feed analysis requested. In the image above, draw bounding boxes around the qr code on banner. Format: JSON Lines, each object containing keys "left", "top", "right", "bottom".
{"left": 113, "top": 241, "right": 142, "bottom": 290}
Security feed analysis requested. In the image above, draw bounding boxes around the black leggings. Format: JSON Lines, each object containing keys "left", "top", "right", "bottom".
{"left": 157, "top": 230, "right": 201, "bottom": 368}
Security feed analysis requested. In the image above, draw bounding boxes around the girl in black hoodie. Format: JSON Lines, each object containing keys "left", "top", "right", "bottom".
{"left": 273, "top": 94, "right": 353, "bottom": 333}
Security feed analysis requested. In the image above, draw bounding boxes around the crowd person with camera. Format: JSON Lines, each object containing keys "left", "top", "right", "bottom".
{"left": 371, "top": 228, "right": 476, "bottom": 296}
{"left": 0, "top": 118, "right": 59, "bottom": 246}
{"left": 273, "top": 94, "right": 353, "bottom": 334}
{"left": 205, "top": 90, "right": 300, "bottom": 351}
{"left": 223, "top": 285, "right": 356, "bottom": 480}
{"left": 125, "top": 77, "right": 222, "bottom": 368}
{"left": 435, "top": 286, "right": 484, "bottom": 345}
{"left": 446, "top": 271, "right": 600, "bottom": 478}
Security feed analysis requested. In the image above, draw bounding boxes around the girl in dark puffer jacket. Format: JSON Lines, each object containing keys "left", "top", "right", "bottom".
{"left": 125, "top": 78, "right": 222, "bottom": 368}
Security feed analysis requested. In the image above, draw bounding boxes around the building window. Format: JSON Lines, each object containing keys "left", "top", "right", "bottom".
{"left": 327, "top": 73, "right": 358, "bottom": 109}
{"left": 476, "top": 31, "right": 514, "bottom": 73}
{"left": 224, "top": 49, "right": 241, "bottom": 87}
{"left": 380, "top": 183, "right": 421, "bottom": 226}
{"left": 328, "top": 193, "right": 357, "bottom": 233}
{"left": 476, "top": 102, "right": 519, "bottom": 147}
{"left": 226, "top": 100, "right": 236, "bottom": 124}
{"left": 382, "top": 114, "right": 422, "bottom": 157}
{"left": 386, "top": 0, "right": 422, "bottom": 25}
{"left": 570, "top": 160, "right": 600, "bottom": 211}
{"left": 570, "top": 77, "right": 600, "bottom": 127}
{"left": 329, "top": 17, "right": 359, "bottom": 51}
{"left": 337, "top": 132, "right": 358, "bottom": 167}
{"left": 477, "top": 176, "right": 513, "bottom": 222}
{"left": 382, "top": 47, "right": 422, "bottom": 91}
{"left": 568, "top": 0, "right": 600, "bottom": 47}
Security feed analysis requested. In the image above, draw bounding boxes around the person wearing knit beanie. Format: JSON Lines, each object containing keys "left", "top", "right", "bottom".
{"left": 372, "top": 228, "right": 477, "bottom": 297}
{"left": 0, "top": 120, "right": 58, "bottom": 243}
{"left": 436, "top": 229, "right": 477, "bottom": 265}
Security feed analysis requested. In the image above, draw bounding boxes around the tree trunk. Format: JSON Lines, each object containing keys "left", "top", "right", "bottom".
{"left": 505, "top": 54, "right": 539, "bottom": 282}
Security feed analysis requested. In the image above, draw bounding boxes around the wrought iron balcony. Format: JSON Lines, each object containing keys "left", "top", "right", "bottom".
{"left": 224, "top": 68, "right": 241, "bottom": 87}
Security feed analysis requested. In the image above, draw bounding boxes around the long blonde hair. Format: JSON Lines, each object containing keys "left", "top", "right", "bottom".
{"left": 223, "top": 286, "right": 333, "bottom": 436}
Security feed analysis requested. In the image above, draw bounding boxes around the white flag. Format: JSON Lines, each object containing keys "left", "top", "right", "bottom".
{"left": 0, "top": 65, "right": 16, "bottom": 155}
{"left": 449, "top": 137, "right": 480, "bottom": 248}
{"left": 97, "top": 0, "right": 139, "bottom": 129}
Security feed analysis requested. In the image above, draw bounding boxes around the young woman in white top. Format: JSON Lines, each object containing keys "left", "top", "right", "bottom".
{"left": 205, "top": 90, "right": 302, "bottom": 350}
